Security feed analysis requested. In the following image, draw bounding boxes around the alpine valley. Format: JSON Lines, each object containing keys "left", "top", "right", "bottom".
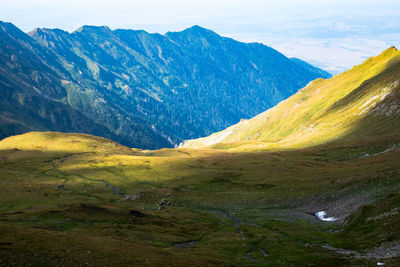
{"left": 0, "top": 31, "right": 399, "bottom": 266}
{"left": 0, "top": 21, "right": 330, "bottom": 149}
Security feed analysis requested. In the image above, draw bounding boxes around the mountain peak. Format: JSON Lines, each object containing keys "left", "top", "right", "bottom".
{"left": 165, "top": 25, "right": 219, "bottom": 38}
{"left": 27, "top": 27, "right": 69, "bottom": 39}
{"left": 0, "top": 20, "right": 16, "bottom": 27}
{"left": 27, "top": 27, "right": 44, "bottom": 37}
{"left": 0, "top": 21, "right": 20, "bottom": 33}
{"left": 0, "top": 20, "right": 11, "bottom": 26}
{"left": 185, "top": 25, "right": 218, "bottom": 35}
{"left": 74, "top": 25, "right": 111, "bottom": 34}
{"left": 187, "top": 25, "right": 208, "bottom": 32}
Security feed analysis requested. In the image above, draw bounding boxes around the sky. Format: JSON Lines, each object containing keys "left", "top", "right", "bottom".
{"left": 1, "top": 0, "right": 400, "bottom": 74}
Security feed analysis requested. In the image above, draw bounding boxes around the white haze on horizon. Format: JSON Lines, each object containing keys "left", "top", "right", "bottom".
{"left": 1, "top": 0, "right": 399, "bottom": 74}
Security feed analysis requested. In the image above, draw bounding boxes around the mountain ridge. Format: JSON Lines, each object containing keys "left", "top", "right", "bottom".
{"left": 1, "top": 21, "right": 330, "bottom": 149}
{"left": 181, "top": 46, "right": 400, "bottom": 149}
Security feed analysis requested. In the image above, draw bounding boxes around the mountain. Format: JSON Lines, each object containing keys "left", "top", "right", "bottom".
{"left": 0, "top": 22, "right": 170, "bottom": 149}
{"left": 0, "top": 49, "right": 399, "bottom": 265}
{"left": 182, "top": 46, "right": 400, "bottom": 149}
{"left": 0, "top": 22, "right": 122, "bottom": 143}
{"left": 0, "top": 21, "right": 329, "bottom": 149}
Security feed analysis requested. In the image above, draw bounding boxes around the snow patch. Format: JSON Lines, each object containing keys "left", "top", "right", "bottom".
{"left": 315, "top": 211, "right": 338, "bottom": 222}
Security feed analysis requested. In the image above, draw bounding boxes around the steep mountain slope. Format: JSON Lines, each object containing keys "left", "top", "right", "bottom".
{"left": 0, "top": 21, "right": 330, "bottom": 149}
{"left": 182, "top": 47, "right": 400, "bottom": 149}
{"left": 0, "top": 22, "right": 126, "bottom": 144}
{"left": 0, "top": 22, "right": 171, "bottom": 149}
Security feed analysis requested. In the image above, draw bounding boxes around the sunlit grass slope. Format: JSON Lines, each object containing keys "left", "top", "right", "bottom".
{"left": 0, "top": 131, "right": 134, "bottom": 154}
{"left": 1, "top": 130, "right": 399, "bottom": 265}
{"left": 182, "top": 47, "right": 400, "bottom": 150}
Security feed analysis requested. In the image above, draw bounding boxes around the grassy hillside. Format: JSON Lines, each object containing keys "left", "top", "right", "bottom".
{"left": 0, "top": 130, "right": 399, "bottom": 265}
{"left": 182, "top": 47, "right": 400, "bottom": 150}
{"left": 0, "top": 48, "right": 399, "bottom": 266}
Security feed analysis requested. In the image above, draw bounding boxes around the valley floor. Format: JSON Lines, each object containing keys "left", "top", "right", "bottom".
{"left": 0, "top": 132, "right": 399, "bottom": 266}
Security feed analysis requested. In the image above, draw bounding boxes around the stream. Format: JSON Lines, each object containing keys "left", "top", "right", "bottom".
{"left": 50, "top": 154, "right": 126, "bottom": 196}
{"left": 213, "top": 210, "right": 243, "bottom": 233}
{"left": 246, "top": 244, "right": 269, "bottom": 261}
{"left": 213, "top": 210, "right": 269, "bottom": 261}
{"left": 100, "top": 180, "right": 122, "bottom": 195}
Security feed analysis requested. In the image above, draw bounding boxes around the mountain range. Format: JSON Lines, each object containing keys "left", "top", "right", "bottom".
{"left": 0, "top": 21, "right": 330, "bottom": 149}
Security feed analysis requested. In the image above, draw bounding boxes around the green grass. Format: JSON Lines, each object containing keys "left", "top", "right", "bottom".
{"left": 1, "top": 48, "right": 400, "bottom": 266}
{"left": 0, "top": 131, "right": 399, "bottom": 266}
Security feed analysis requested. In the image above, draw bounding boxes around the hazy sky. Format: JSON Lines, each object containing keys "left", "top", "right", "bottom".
{"left": 1, "top": 0, "right": 400, "bottom": 73}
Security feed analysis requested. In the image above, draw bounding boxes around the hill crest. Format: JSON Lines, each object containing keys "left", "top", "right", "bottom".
{"left": 181, "top": 47, "right": 400, "bottom": 150}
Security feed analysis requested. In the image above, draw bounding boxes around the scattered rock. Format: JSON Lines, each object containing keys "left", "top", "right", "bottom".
{"left": 173, "top": 241, "right": 197, "bottom": 248}
{"left": 130, "top": 210, "right": 146, "bottom": 218}
{"left": 323, "top": 241, "right": 400, "bottom": 260}
{"left": 121, "top": 192, "right": 143, "bottom": 202}
{"left": 158, "top": 199, "right": 171, "bottom": 210}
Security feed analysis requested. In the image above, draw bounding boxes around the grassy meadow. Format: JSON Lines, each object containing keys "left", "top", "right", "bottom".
{"left": 0, "top": 131, "right": 399, "bottom": 266}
